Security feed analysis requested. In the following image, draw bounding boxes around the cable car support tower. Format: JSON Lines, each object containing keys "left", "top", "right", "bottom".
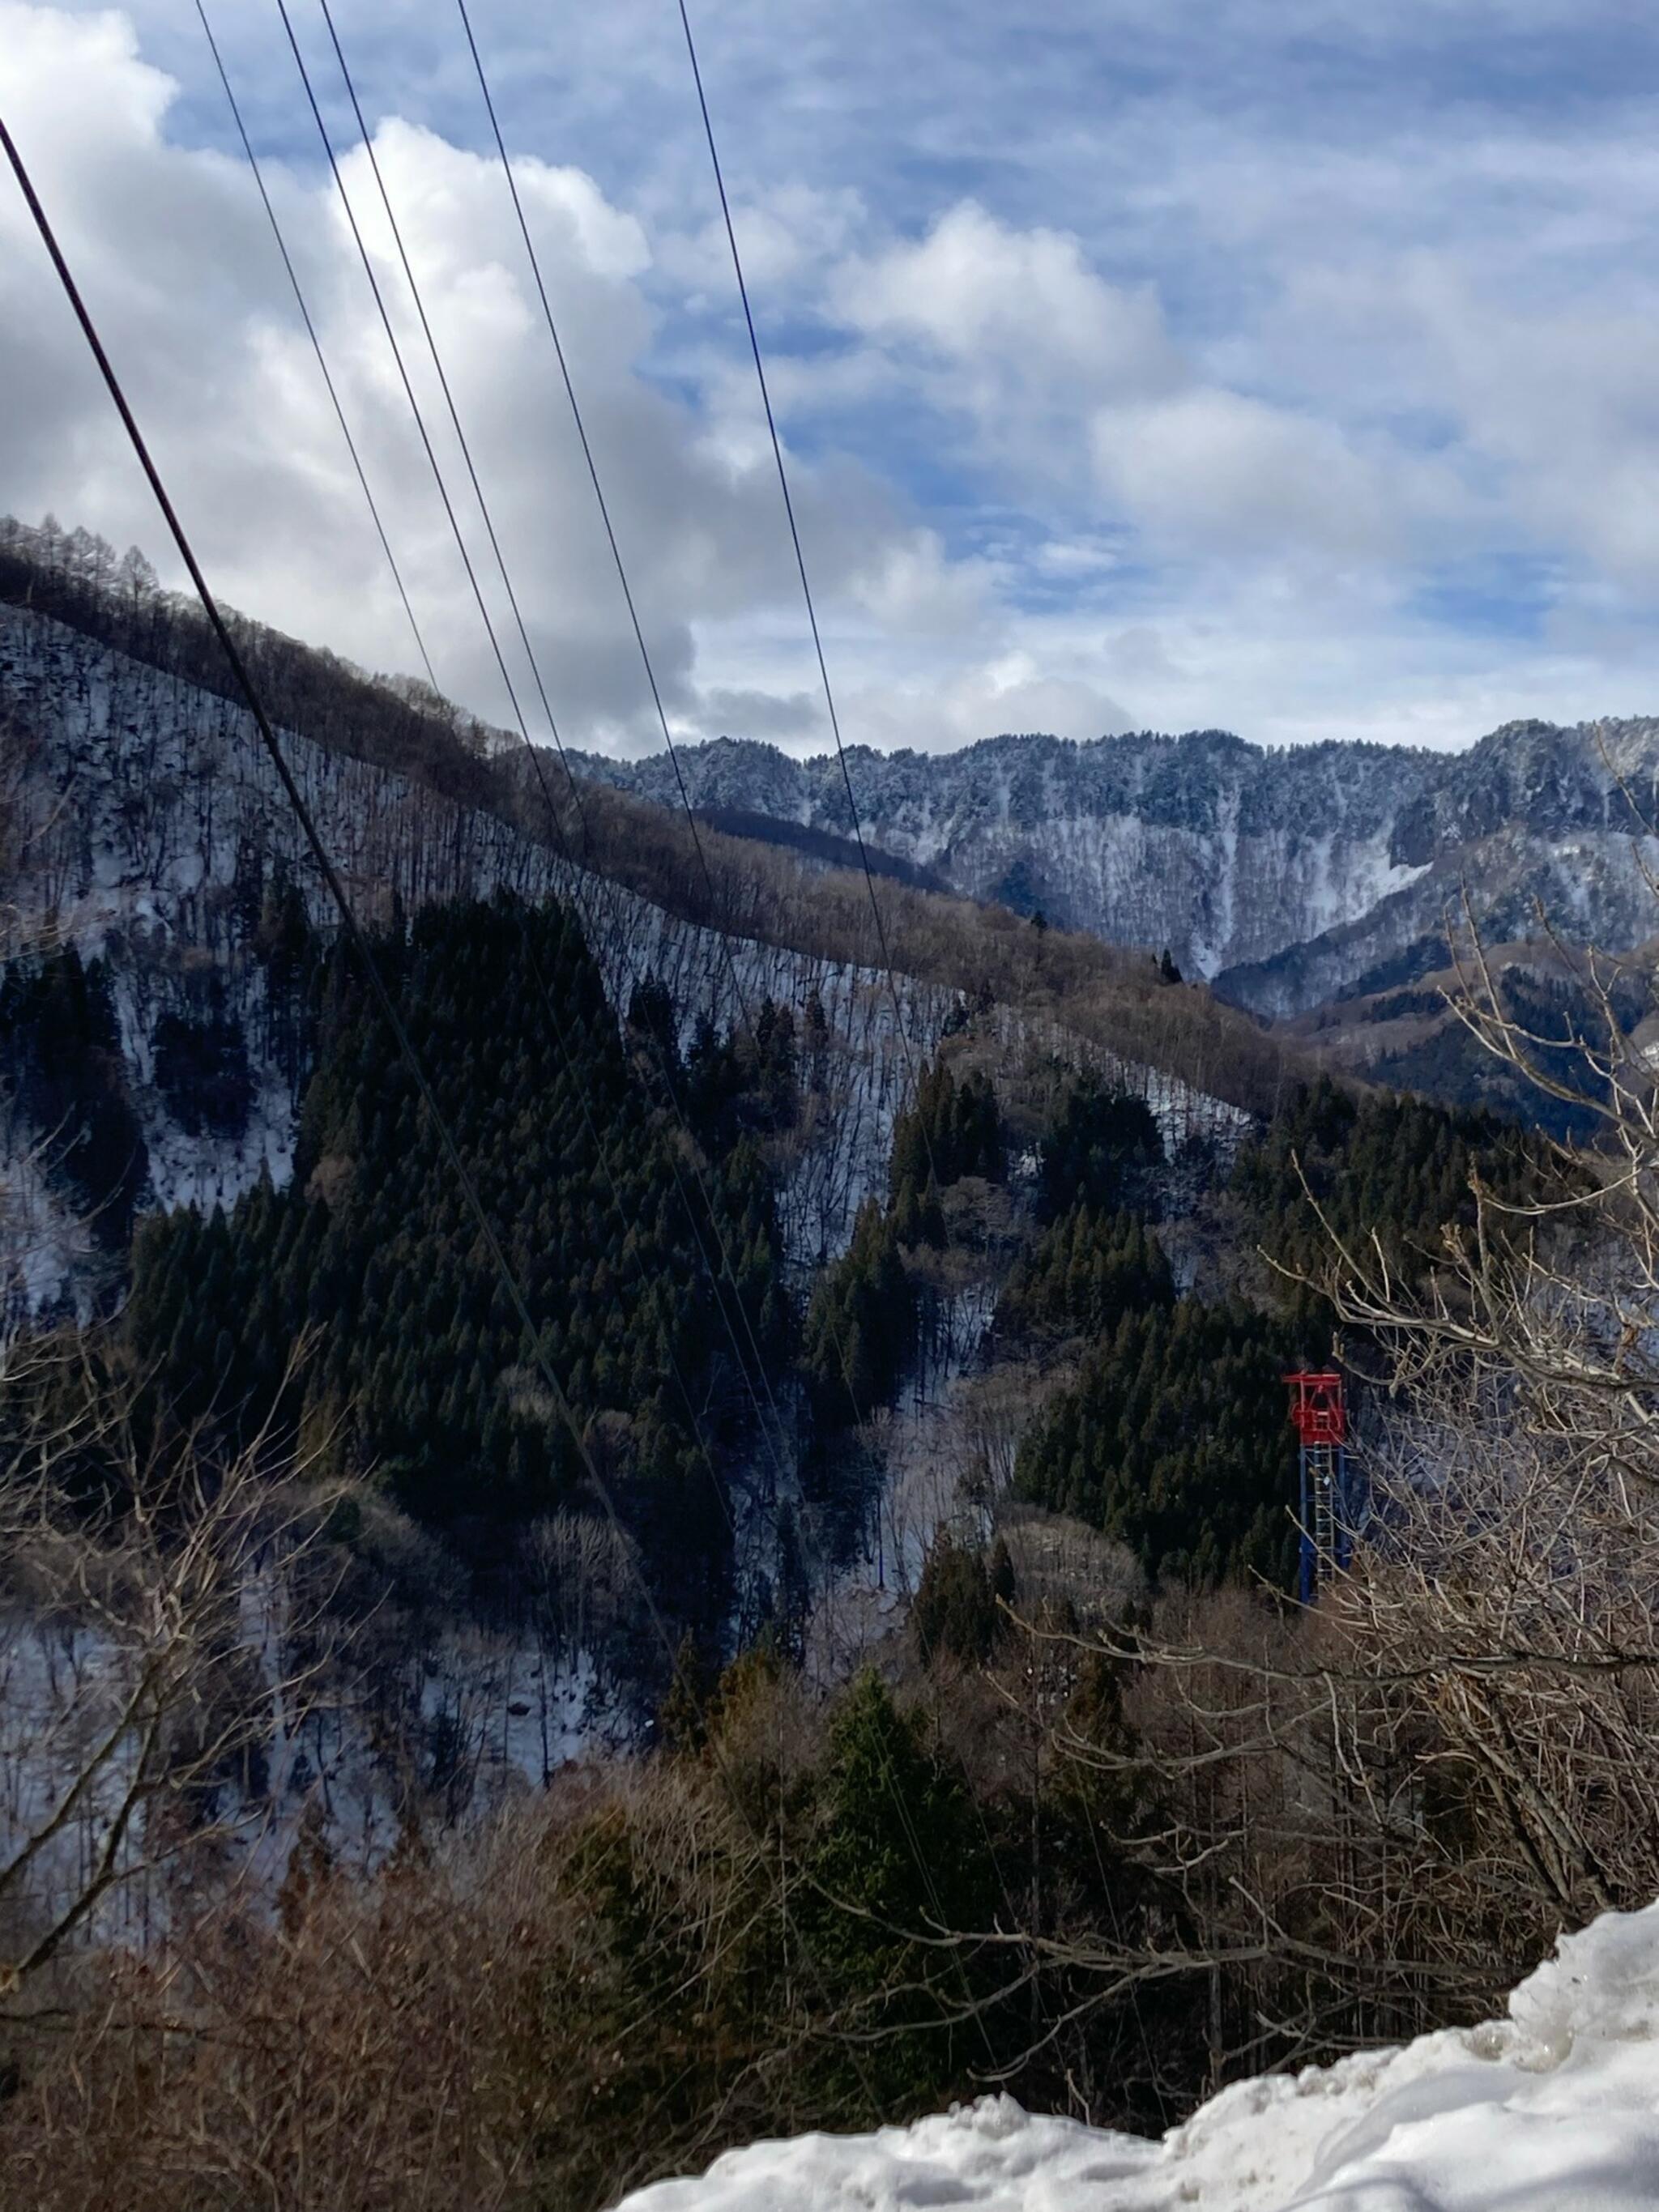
{"left": 1284, "top": 1370, "right": 1352, "bottom": 1605}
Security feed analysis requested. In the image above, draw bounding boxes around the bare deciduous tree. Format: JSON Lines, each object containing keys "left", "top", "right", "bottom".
{"left": 0, "top": 1341, "right": 342, "bottom": 1990}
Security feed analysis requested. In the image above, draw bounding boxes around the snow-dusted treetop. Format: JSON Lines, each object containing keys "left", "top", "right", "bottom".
{"left": 615, "top": 1900, "right": 1659, "bottom": 2212}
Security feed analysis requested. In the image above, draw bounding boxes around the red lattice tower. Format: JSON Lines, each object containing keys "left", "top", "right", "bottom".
{"left": 1284, "top": 1370, "right": 1349, "bottom": 1601}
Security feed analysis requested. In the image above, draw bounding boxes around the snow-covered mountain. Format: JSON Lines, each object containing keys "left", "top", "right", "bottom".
{"left": 0, "top": 605, "right": 1243, "bottom": 1315}
{"left": 0, "top": 605, "right": 934, "bottom": 1308}
{"left": 614, "top": 1898, "right": 1659, "bottom": 2212}
{"left": 577, "top": 720, "right": 1659, "bottom": 1016}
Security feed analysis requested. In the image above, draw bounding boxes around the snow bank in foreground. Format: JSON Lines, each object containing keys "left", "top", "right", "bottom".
{"left": 614, "top": 1902, "right": 1659, "bottom": 2211}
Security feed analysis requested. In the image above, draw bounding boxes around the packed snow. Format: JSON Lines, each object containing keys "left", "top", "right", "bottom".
{"left": 613, "top": 1901, "right": 1659, "bottom": 2212}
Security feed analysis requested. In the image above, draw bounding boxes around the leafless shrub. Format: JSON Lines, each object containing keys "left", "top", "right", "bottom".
{"left": 522, "top": 1509, "right": 642, "bottom": 1668}
{"left": 0, "top": 1749, "right": 836, "bottom": 2212}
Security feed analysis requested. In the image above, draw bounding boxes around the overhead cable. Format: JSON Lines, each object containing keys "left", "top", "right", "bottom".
{"left": 194, "top": 0, "right": 437, "bottom": 692}
{"left": 0, "top": 109, "right": 890, "bottom": 2116}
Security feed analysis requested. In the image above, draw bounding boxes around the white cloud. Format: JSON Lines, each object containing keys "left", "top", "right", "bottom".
{"left": 834, "top": 201, "right": 1178, "bottom": 403}
{"left": 1091, "top": 389, "right": 1404, "bottom": 561}
{"left": 830, "top": 202, "right": 1182, "bottom": 490}
{"left": 845, "top": 657, "right": 1132, "bottom": 753}
{"left": 0, "top": 3, "right": 979, "bottom": 754}
{"left": 830, "top": 201, "right": 1431, "bottom": 565}
{"left": 13, "top": 0, "right": 1659, "bottom": 767}
{"left": 657, "top": 182, "right": 866, "bottom": 297}
{"left": 1390, "top": 256, "right": 1659, "bottom": 592}
{"left": 843, "top": 531, "right": 992, "bottom": 634}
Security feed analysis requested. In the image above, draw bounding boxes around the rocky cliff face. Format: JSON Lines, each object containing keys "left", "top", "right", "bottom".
{"left": 578, "top": 719, "right": 1659, "bottom": 1014}
{"left": 1217, "top": 720, "right": 1659, "bottom": 1015}
{"left": 577, "top": 732, "right": 1436, "bottom": 984}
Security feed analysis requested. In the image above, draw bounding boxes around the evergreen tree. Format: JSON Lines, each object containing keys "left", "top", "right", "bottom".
{"left": 801, "top": 1198, "right": 916, "bottom": 1426}
{"left": 888, "top": 1059, "right": 1004, "bottom": 1205}
{"left": 804, "top": 984, "right": 831, "bottom": 1095}
{"left": 1229, "top": 1076, "right": 1554, "bottom": 1321}
{"left": 803, "top": 1670, "right": 1000, "bottom": 2112}
{"left": 912, "top": 1537, "right": 1003, "bottom": 1666}
{"left": 1014, "top": 1298, "right": 1307, "bottom": 1589}
{"left": 0, "top": 947, "right": 149, "bottom": 1249}
{"left": 999, "top": 1204, "right": 1175, "bottom": 1345}
{"left": 1037, "top": 1076, "right": 1162, "bottom": 1222}
{"left": 626, "top": 974, "right": 680, "bottom": 1077}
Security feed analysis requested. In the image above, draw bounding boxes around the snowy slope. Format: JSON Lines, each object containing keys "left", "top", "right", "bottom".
{"left": 576, "top": 729, "right": 1434, "bottom": 985}
{"left": 0, "top": 604, "right": 949, "bottom": 1289}
{"left": 578, "top": 718, "right": 1659, "bottom": 1012}
{"left": 613, "top": 1901, "right": 1659, "bottom": 2212}
{"left": 0, "top": 605, "right": 1247, "bottom": 1311}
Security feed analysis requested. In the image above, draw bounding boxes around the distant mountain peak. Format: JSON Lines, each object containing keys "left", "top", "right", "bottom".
{"left": 578, "top": 714, "right": 1659, "bottom": 1009}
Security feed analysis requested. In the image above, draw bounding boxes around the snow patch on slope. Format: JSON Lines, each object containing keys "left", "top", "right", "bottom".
{"left": 613, "top": 1900, "right": 1659, "bottom": 2212}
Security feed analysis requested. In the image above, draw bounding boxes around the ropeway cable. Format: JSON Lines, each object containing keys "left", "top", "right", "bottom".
{"left": 0, "top": 105, "right": 893, "bottom": 2117}
{"left": 294, "top": 0, "right": 816, "bottom": 1490}
{"left": 203, "top": 0, "right": 788, "bottom": 1509}
{"left": 676, "top": 0, "right": 932, "bottom": 1116}
{"left": 193, "top": 0, "right": 437, "bottom": 694}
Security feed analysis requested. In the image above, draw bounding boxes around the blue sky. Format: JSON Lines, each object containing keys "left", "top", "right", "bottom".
{"left": 8, "top": 0, "right": 1659, "bottom": 755}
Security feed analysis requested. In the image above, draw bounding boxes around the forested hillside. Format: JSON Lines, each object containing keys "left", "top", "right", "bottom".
{"left": 0, "top": 516, "right": 1636, "bottom": 2212}
{"left": 0, "top": 519, "right": 1559, "bottom": 1694}
{"left": 123, "top": 898, "right": 792, "bottom": 1637}
{"left": 0, "top": 515, "right": 1289, "bottom": 1322}
{"left": 9, "top": 0, "right": 1659, "bottom": 2184}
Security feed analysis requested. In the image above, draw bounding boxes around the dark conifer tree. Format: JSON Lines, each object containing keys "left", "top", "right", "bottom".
{"left": 1036, "top": 1076, "right": 1163, "bottom": 1223}
{"left": 802, "top": 1670, "right": 1000, "bottom": 2112}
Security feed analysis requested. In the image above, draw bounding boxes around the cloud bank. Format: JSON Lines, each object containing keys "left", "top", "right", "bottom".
{"left": 8, "top": 1, "right": 1659, "bottom": 754}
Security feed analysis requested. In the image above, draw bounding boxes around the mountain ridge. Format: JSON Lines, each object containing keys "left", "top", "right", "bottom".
{"left": 573, "top": 716, "right": 1659, "bottom": 1012}
{"left": 0, "top": 597, "right": 1276, "bottom": 1316}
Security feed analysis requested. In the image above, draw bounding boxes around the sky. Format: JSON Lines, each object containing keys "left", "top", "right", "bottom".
{"left": 7, "top": 2, "right": 1659, "bottom": 759}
